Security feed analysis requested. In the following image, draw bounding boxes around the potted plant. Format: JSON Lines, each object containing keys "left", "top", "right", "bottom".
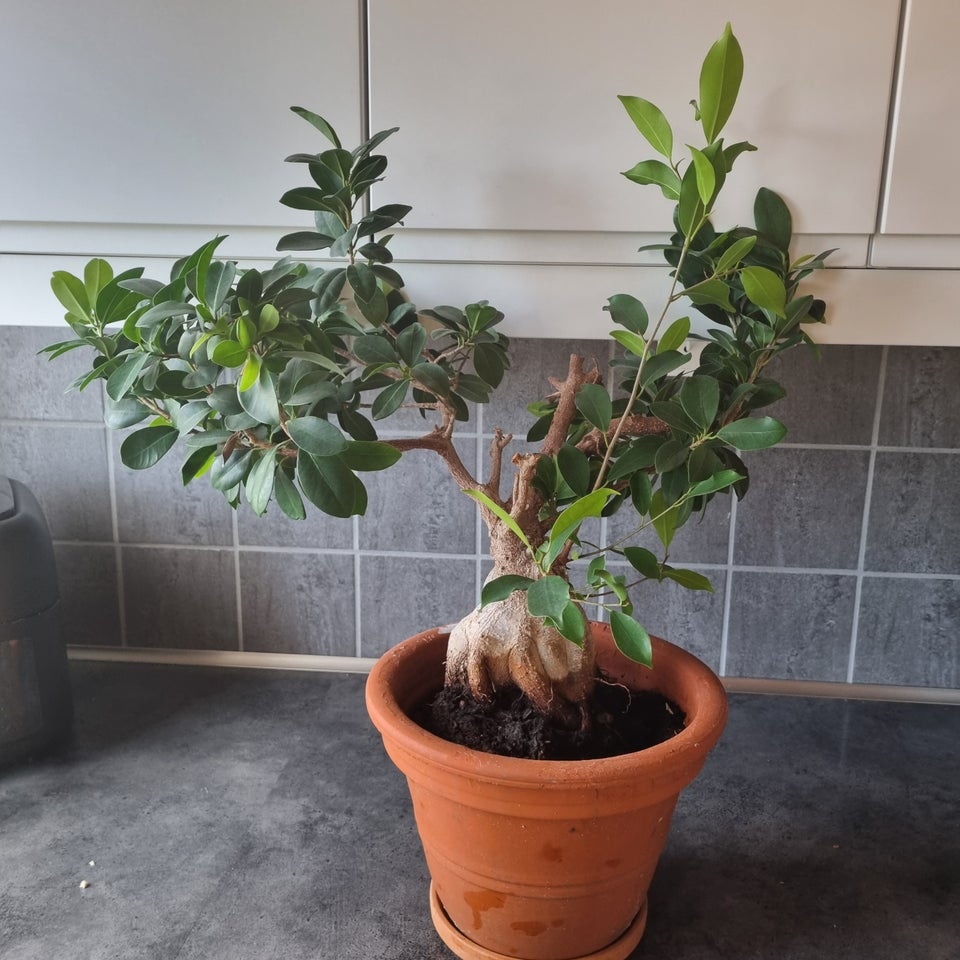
{"left": 45, "top": 24, "right": 829, "bottom": 960}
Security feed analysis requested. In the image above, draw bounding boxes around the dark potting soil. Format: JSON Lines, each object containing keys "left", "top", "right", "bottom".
{"left": 418, "top": 679, "right": 686, "bottom": 761}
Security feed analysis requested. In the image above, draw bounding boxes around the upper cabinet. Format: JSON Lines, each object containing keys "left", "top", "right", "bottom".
{"left": 880, "top": 0, "right": 957, "bottom": 236}
{"left": 368, "top": 0, "right": 901, "bottom": 237}
{"left": 0, "top": 0, "right": 362, "bottom": 234}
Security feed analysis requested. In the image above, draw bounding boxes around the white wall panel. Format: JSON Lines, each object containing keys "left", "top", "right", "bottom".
{"left": 881, "top": 0, "right": 960, "bottom": 236}
{"left": 0, "top": 0, "right": 362, "bottom": 229}
{"left": 368, "top": 0, "right": 900, "bottom": 236}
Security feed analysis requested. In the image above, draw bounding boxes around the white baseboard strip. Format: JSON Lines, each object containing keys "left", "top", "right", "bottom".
{"left": 67, "top": 645, "right": 960, "bottom": 706}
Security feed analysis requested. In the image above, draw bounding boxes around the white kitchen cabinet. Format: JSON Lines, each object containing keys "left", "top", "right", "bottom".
{"left": 881, "top": 0, "right": 959, "bottom": 236}
{"left": 368, "top": 0, "right": 900, "bottom": 236}
{"left": 0, "top": 0, "right": 362, "bottom": 233}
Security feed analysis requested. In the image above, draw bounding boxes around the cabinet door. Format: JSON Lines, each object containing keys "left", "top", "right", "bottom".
{"left": 369, "top": 0, "right": 899, "bottom": 235}
{"left": 0, "top": 0, "right": 362, "bottom": 230}
{"left": 881, "top": 0, "right": 959, "bottom": 235}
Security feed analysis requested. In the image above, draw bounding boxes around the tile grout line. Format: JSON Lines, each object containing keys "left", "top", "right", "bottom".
{"left": 232, "top": 509, "right": 244, "bottom": 652}
{"left": 102, "top": 399, "right": 128, "bottom": 648}
{"left": 474, "top": 400, "right": 485, "bottom": 606}
{"left": 353, "top": 514, "right": 363, "bottom": 658}
{"left": 718, "top": 493, "right": 738, "bottom": 677}
{"left": 848, "top": 345, "right": 889, "bottom": 683}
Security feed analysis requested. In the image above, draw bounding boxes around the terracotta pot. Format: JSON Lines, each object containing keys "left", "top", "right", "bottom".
{"left": 365, "top": 623, "right": 727, "bottom": 960}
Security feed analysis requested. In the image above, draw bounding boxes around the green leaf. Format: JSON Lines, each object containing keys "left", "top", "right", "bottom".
{"left": 623, "top": 547, "right": 661, "bottom": 579}
{"left": 640, "top": 350, "right": 689, "bottom": 388}
{"left": 210, "top": 449, "right": 252, "bottom": 491}
{"left": 754, "top": 187, "right": 793, "bottom": 252}
{"left": 245, "top": 450, "right": 276, "bottom": 516}
{"left": 238, "top": 361, "right": 280, "bottom": 426}
{"left": 650, "top": 489, "right": 680, "bottom": 548}
{"left": 204, "top": 260, "right": 237, "bottom": 312}
{"left": 618, "top": 95, "right": 673, "bottom": 158}
{"left": 575, "top": 383, "right": 612, "bottom": 432}
{"left": 542, "top": 488, "right": 615, "bottom": 571}
{"left": 557, "top": 444, "right": 591, "bottom": 496}
{"left": 526, "top": 575, "right": 572, "bottom": 621}
{"left": 654, "top": 438, "right": 690, "bottom": 473}
{"left": 610, "top": 328, "right": 647, "bottom": 357}
{"left": 340, "top": 440, "right": 402, "bottom": 472}
{"left": 662, "top": 567, "right": 714, "bottom": 591}
{"left": 679, "top": 375, "right": 719, "bottom": 429}
{"left": 396, "top": 323, "right": 427, "bottom": 366}
{"left": 51, "top": 271, "right": 92, "bottom": 322}
{"left": 610, "top": 611, "right": 652, "bottom": 667}
{"left": 297, "top": 453, "right": 366, "bottom": 518}
{"left": 657, "top": 316, "right": 690, "bottom": 354}
{"left": 649, "top": 401, "right": 699, "bottom": 435}
{"left": 238, "top": 352, "right": 261, "bottom": 392}
{"left": 688, "top": 468, "right": 743, "bottom": 497}
{"left": 715, "top": 234, "right": 758, "bottom": 275}
{"left": 473, "top": 342, "right": 507, "bottom": 388}
{"left": 411, "top": 362, "right": 450, "bottom": 398}
{"left": 741, "top": 266, "right": 787, "bottom": 317}
{"left": 104, "top": 397, "right": 149, "bottom": 430}
{"left": 688, "top": 145, "right": 716, "bottom": 205}
{"left": 608, "top": 436, "right": 663, "bottom": 482}
{"left": 684, "top": 277, "right": 734, "bottom": 311}
{"left": 677, "top": 162, "right": 705, "bottom": 238}
{"left": 699, "top": 22, "right": 744, "bottom": 142}
{"left": 275, "top": 467, "right": 307, "bottom": 520}
{"left": 211, "top": 340, "right": 248, "bottom": 368}
{"left": 83, "top": 259, "right": 113, "bottom": 308}
{"left": 286, "top": 416, "right": 348, "bottom": 457}
{"left": 181, "top": 446, "right": 215, "bottom": 485}
{"left": 630, "top": 471, "right": 653, "bottom": 514}
{"left": 371, "top": 379, "right": 409, "bottom": 420}
{"left": 464, "top": 489, "right": 534, "bottom": 553}
{"left": 105, "top": 353, "right": 149, "bottom": 401}
{"left": 120, "top": 425, "right": 178, "bottom": 470}
{"left": 353, "top": 335, "right": 398, "bottom": 364}
{"left": 259, "top": 303, "right": 280, "bottom": 334}
{"left": 604, "top": 294, "right": 648, "bottom": 335}
{"left": 480, "top": 575, "right": 535, "bottom": 608}
{"left": 621, "top": 159, "right": 681, "bottom": 200}
{"left": 290, "top": 106, "right": 342, "bottom": 148}
{"left": 556, "top": 601, "right": 586, "bottom": 646}
{"left": 715, "top": 416, "right": 787, "bottom": 450}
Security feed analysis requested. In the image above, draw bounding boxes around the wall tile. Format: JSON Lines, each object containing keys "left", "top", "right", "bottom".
{"left": 483, "top": 338, "right": 609, "bottom": 435}
{"left": 0, "top": 326, "right": 103, "bottom": 422}
{"left": 765, "top": 344, "right": 882, "bottom": 445}
{"left": 879, "top": 347, "right": 960, "bottom": 448}
{"left": 606, "top": 497, "right": 731, "bottom": 565}
{"left": 237, "top": 500, "right": 353, "bottom": 551}
{"left": 358, "top": 440, "right": 477, "bottom": 553}
{"left": 54, "top": 543, "right": 121, "bottom": 647}
{"left": 735, "top": 448, "right": 869, "bottom": 570}
{"left": 866, "top": 452, "right": 960, "bottom": 575}
{"left": 617, "top": 566, "right": 726, "bottom": 671}
{"left": 725, "top": 571, "right": 855, "bottom": 681}
{"left": 240, "top": 551, "right": 355, "bottom": 656}
{"left": 112, "top": 434, "right": 235, "bottom": 546}
{"left": 122, "top": 547, "right": 238, "bottom": 650}
{"left": 359, "top": 555, "right": 476, "bottom": 656}
{"left": 0, "top": 423, "right": 112, "bottom": 541}
{"left": 855, "top": 577, "right": 960, "bottom": 687}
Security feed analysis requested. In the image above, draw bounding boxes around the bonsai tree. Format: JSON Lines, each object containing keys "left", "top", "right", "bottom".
{"left": 45, "top": 25, "right": 828, "bottom": 731}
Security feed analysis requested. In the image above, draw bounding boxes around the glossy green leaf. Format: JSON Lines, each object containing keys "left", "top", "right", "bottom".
{"left": 575, "top": 383, "right": 612, "bottom": 432}
{"left": 290, "top": 106, "right": 341, "bottom": 148}
{"left": 104, "top": 397, "right": 150, "bottom": 430}
{"left": 371, "top": 379, "right": 409, "bottom": 420}
{"left": 210, "top": 449, "right": 252, "bottom": 491}
{"left": 181, "top": 446, "right": 215, "bottom": 485}
{"left": 684, "top": 278, "right": 734, "bottom": 311}
{"left": 211, "top": 340, "right": 248, "bottom": 368}
{"left": 238, "top": 353, "right": 261, "bottom": 392}
{"left": 623, "top": 546, "right": 661, "bottom": 579}
{"left": 715, "top": 416, "right": 787, "bottom": 450}
{"left": 610, "top": 611, "right": 652, "bottom": 667}
{"left": 238, "top": 361, "right": 280, "bottom": 426}
{"left": 480, "top": 574, "right": 535, "bottom": 608}
{"left": 687, "top": 468, "right": 743, "bottom": 497}
{"left": 51, "top": 271, "right": 92, "bottom": 322}
{"left": 286, "top": 416, "right": 348, "bottom": 457}
{"left": 526, "top": 575, "right": 572, "bottom": 621}
{"left": 715, "top": 234, "right": 758, "bottom": 275}
{"left": 650, "top": 489, "right": 680, "bottom": 548}
{"left": 542, "top": 488, "right": 616, "bottom": 571}
{"left": 557, "top": 444, "right": 591, "bottom": 496}
{"left": 678, "top": 162, "right": 705, "bottom": 238}
{"left": 679, "top": 375, "right": 719, "bottom": 429}
{"left": 754, "top": 187, "right": 792, "bottom": 252}
{"left": 353, "top": 335, "right": 398, "bottom": 365}
{"left": 621, "top": 159, "right": 681, "bottom": 199}
{"left": 204, "top": 260, "right": 236, "bottom": 312}
{"left": 464, "top": 488, "right": 534, "bottom": 553}
{"left": 654, "top": 438, "right": 690, "bottom": 473}
{"left": 105, "top": 353, "right": 149, "bottom": 401}
{"left": 556, "top": 601, "right": 586, "bottom": 646}
{"left": 396, "top": 323, "right": 427, "bottom": 366}
{"left": 604, "top": 294, "right": 648, "bottom": 335}
{"left": 610, "top": 328, "right": 647, "bottom": 357}
{"left": 630, "top": 471, "right": 653, "bottom": 514}
{"left": 657, "top": 316, "right": 691, "bottom": 354}
{"left": 297, "top": 453, "right": 366, "bottom": 518}
{"left": 662, "top": 567, "right": 714, "bottom": 591}
{"left": 649, "top": 401, "right": 700, "bottom": 435}
{"left": 608, "top": 436, "right": 663, "bottom": 482}
{"left": 83, "top": 259, "right": 113, "bottom": 308}
{"left": 340, "top": 440, "right": 402, "bottom": 471}
{"left": 741, "top": 266, "right": 787, "bottom": 317}
{"left": 274, "top": 467, "right": 307, "bottom": 520}
{"left": 618, "top": 95, "right": 673, "bottom": 158}
{"left": 120, "top": 425, "right": 178, "bottom": 470}
{"left": 245, "top": 450, "right": 276, "bottom": 516}
{"left": 699, "top": 23, "right": 744, "bottom": 142}
{"left": 473, "top": 342, "right": 506, "bottom": 387}
{"left": 411, "top": 362, "right": 450, "bottom": 398}
{"left": 688, "top": 145, "right": 716, "bottom": 205}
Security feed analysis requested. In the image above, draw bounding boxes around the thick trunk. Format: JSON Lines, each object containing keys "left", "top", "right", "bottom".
{"left": 444, "top": 522, "right": 596, "bottom": 728}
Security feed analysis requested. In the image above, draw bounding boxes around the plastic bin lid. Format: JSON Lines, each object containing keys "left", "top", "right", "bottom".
{"left": 0, "top": 477, "right": 14, "bottom": 523}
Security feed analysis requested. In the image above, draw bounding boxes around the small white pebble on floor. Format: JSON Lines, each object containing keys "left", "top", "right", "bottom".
{"left": 88, "top": 860, "right": 96, "bottom": 867}
{"left": 79, "top": 880, "right": 90, "bottom": 890}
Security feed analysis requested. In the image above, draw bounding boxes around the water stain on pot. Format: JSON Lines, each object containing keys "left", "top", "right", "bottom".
{"left": 463, "top": 889, "right": 506, "bottom": 929}
{"left": 511, "top": 920, "right": 547, "bottom": 937}
{"left": 541, "top": 842, "right": 563, "bottom": 862}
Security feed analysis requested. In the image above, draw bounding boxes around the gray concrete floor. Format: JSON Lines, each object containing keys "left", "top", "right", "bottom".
{"left": 1, "top": 662, "right": 958, "bottom": 960}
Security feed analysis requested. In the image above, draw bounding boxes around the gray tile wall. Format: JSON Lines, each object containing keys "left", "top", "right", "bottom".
{"left": 3, "top": 327, "right": 958, "bottom": 689}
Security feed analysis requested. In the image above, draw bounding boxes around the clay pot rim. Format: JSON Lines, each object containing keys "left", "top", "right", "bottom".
{"left": 365, "top": 623, "right": 728, "bottom": 785}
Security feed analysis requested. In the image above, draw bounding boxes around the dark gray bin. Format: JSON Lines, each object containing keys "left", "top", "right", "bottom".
{"left": 0, "top": 477, "right": 73, "bottom": 764}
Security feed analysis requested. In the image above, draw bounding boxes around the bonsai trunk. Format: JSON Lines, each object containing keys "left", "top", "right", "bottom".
{"left": 444, "top": 518, "right": 595, "bottom": 729}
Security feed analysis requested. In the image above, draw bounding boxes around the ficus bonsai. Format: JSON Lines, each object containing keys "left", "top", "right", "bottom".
{"left": 45, "top": 25, "right": 828, "bottom": 734}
